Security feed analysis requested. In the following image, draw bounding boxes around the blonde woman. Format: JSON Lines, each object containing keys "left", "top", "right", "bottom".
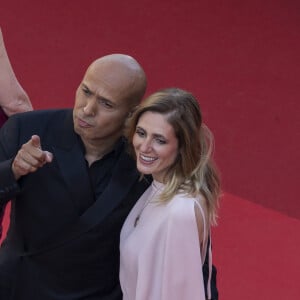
{"left": 120, "top": 88, "right": 220, "bottom": 300}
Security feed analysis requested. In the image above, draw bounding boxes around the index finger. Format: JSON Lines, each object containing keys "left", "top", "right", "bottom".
{"left": 29, "top": 135, "right": 41, "bottom": 149}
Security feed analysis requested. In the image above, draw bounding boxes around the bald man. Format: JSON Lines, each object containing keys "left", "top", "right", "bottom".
{"left": 0, "top": 54, "right": 149, "bottom": 299}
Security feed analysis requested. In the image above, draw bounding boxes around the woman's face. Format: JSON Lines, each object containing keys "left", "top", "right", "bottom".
{"left": 133, "top": 111, "right": 179, "bottom": 182}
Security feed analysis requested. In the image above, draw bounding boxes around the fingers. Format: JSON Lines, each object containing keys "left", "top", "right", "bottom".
{"left": 44, "top": 151, "right": 53, "bottom": 163}
{"left": 30, "top": 135, "right": 41, "bottom": 149}
{"left": 29, "top": 136, "right": 53, "bottom": 163}
{"left": 12, "top": 135, "right": 53, "bottom": 180}
{"left": 28, "top": 135, "right": 41, "bottom": 149}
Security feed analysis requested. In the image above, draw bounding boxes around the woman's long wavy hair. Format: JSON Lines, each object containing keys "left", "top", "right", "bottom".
{"left": 125, "top": 88, "right": 221, "bottom": 225}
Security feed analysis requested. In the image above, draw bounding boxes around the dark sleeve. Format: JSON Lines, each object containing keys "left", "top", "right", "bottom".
{"left": 202, "top": 236, "right": 219, "bottom": 300}
{"left": 0, "top": 107, "right": 8, "bottom": 127}
{"left": 0, "top": 116, "right": 22, "bottom": 205}
{"left": 0, "top": 108, "right": 9, "bottom": 240}
{"left": 0, "top": 204, "right": 5, "bottom": 240}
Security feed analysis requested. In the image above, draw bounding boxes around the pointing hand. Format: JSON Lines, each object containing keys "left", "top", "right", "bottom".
{"left": 12, "top": 135, "right": 53, "bottom": 180}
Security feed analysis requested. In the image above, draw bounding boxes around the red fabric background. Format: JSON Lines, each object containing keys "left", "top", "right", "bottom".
{"left": 0, "top": 1, "right": 299, "bottom": 298}
{"left": 1, "top": 0, "right": 298, "bottom": 218}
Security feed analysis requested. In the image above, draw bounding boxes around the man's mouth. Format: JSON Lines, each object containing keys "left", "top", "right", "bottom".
{"left": 77, "top": 117, "right": 92, "bottom": 128}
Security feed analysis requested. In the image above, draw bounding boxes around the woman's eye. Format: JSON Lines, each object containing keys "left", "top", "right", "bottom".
{"left": 156, "top": 138, "right": 166, "bottom": 145}
{"left": 136, "top": 129, "right": 145, "bottom": 137}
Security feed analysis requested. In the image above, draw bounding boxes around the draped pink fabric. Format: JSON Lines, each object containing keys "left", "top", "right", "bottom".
{"left": 120, "top": 181, "right": 208, "bottom": 300}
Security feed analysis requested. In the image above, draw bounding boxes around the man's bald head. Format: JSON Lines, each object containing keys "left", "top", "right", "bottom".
{"left": 86, "top": 54, "right": 147, "bottom": 107}
{"left": 73, "top": 54, "right": 147, "bottom": 150}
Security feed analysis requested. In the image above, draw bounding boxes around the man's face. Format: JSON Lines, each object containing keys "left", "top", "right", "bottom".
{"left": 73, "top": 62, "right": 133, "bottom": 145}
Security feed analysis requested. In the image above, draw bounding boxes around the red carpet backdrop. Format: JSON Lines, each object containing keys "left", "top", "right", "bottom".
{"left": 1, "top": 0, "right": 299, "bottom": 299}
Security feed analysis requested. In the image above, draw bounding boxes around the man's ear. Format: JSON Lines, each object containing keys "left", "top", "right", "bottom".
{"left": 128, "top": 105, "right": 139, "bottom": 118}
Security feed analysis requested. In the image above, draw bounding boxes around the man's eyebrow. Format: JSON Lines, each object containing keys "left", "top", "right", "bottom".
{"left": 81, "top": 83, "right": 92, "bottom": 91}
{"left": 97, "top": 95, "right": 114, "bottom": 104}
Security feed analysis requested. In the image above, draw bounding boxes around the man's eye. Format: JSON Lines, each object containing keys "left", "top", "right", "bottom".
{"left": 100, "top": 99, "right": 113, "bottom": 108}
{"left": 83, "top": 88, "right": 91, "bottom": 95}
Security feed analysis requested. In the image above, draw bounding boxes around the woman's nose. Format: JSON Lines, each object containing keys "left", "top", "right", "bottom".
{"left": 140, "top": 139, "right": 152, "bottom": 152}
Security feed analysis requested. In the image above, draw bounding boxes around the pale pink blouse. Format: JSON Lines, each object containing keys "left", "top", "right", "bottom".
{"left": 120, "top": 180, "right": 211, "bottom": 300}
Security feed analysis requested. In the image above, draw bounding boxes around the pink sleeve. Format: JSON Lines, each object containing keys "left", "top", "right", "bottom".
{"left": 160, "top": 197, "right": 207, "bottom": 300}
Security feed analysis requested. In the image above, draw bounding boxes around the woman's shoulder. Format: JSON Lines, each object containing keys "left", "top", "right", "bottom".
{"left": 169, "top": 192, "right": 205, "bottom": 207}
{"left": 167, "top": 193, "right": 199, "bottom": 219}
{"left": 167, "top": 193, "right": 207, "bottom": 224}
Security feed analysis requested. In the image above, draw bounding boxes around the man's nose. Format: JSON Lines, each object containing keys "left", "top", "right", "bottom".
{"left": 83, "top": 100, "right": 97, "bottom": 116}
